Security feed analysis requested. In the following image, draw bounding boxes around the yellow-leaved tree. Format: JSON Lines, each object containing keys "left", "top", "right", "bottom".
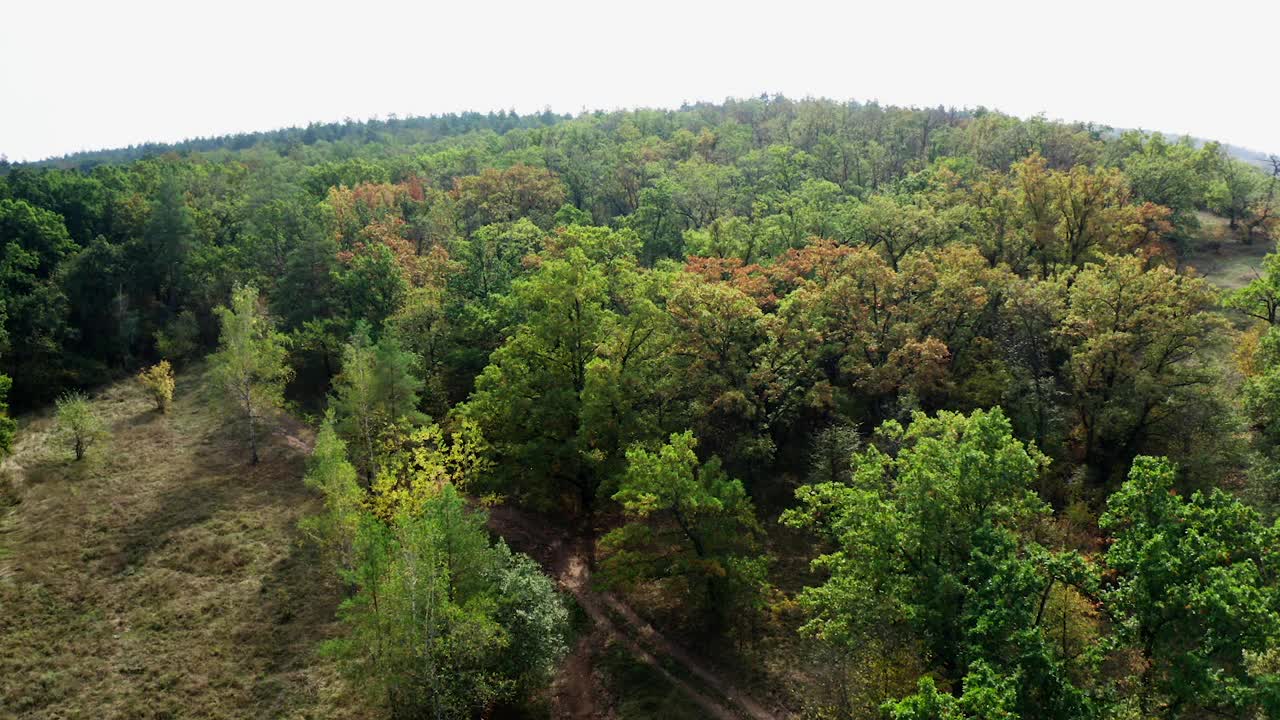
{"left": 137, "top": 360, "right": 175, "bottom": 413}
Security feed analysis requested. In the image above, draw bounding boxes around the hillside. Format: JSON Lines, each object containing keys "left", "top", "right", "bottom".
{"left": 0, "top": 368, "right": 787, "bottom": 720}
{"left": 4, "top": 95, "right": 1280, "bottom": 719}
{"left": 0, "top": 367, "right": 365, "bottom": 718}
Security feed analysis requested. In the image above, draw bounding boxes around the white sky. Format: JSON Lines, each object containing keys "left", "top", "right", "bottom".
{"left": 2, "top": 0, "right": 1278, "bottom": 162}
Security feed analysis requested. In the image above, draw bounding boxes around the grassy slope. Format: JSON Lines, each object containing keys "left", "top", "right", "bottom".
{"left": 0, "top": 367, "right": 367, "bottom": 719}
{"left": 1183, "top": 211, "right": 1273, "bottom": 292}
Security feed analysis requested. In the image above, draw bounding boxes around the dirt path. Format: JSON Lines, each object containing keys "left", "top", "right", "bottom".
{"left": 487, "top": 505, "right": 779, "bottom": 720}
{"left": 597, "top": 590, "right": 777, "bottom": 720}
{"left": 279, "top": 421, "right": 778, "bottom": 719}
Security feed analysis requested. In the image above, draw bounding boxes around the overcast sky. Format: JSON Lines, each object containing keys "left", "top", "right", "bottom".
{"left": 3, "top": 0, "right": 1278, "bottom": 162}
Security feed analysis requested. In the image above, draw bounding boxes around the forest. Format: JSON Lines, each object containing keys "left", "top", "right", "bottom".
{"left": 3, "top": 96, "right": 1280, "bottom": 720}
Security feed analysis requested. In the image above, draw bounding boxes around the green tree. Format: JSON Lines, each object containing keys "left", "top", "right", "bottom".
{"left": 0, "top": 375, "right": 15, "bottom": 455}
{"left": 209, "top": 284, "right": 292, "bottom": 464}
{"left": 885, "top": 662, "right": 1019, "bottom": 720}
{"left": 461, "top": 245, "right": 668, "bottom": 521}
{"left": 1101, "top": 456, "right": 1280, "bottom": 718}
{"left": 339, "top": 243, "right": 407, "bottom": 332}
{"left": 785, "top": 408, "right": 1090, "bottom": 719}
{"left": 0, "top": 198, "right": 77, "bottom": 406}
{"left": 664, "top": 272, "right": 770, "bottom": 474}
{"left": 386, "top": 286, "right": 452, "bottom": 415}
{"left": 54, "top": 391, "right": 105, "bottom": 461}
{"left": 1224, "top": 249, "right": 1280, "bottom": 325}
{"left": 1117, "top": 132, "right": 1209, "bottom": 240}
{"left": 273, "top": 229, "right": 341, "bottom": 332}
{"left": 321, "top": 483, "right": 568, "bottom": 719}
{"left": 143, "top": 175, "right": 194, "bottom": 311}
{"left": 600, "top": 431, "right": 765, "bottom": 628}
{"left": 330, "top": 324, "right": 424, "bottom": 482}
{"left": 844, "top": 193, "right": 950, "bottom": 271}
{"left": 448, "top": 218, "right": 542, "bottom": 301}
{"left": 154, "top": 310, "right": 201, "bottom": 364}
{"left": 1206, "top": 155, "right": 1263, "bottom": 234}
{"left": 300, "top": 414, "right": 364, "bottom": 573}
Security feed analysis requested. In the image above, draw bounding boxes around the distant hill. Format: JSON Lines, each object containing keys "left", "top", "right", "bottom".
{"left": 3, "top": 110, "right": 574, "bottom": 172}
{"left": 1111, "top": 128, "right": 1276, "bottom": 170}
{"left": 1218, "top": 142, "right": 1275, "bottom": 170}
{"left": 6, "top": 100, "right": 1273, "bottom": 174}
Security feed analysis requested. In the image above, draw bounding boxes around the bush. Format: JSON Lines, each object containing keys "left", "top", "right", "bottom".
{"left": 137, "top": 361, "right": 175, "bottom": 413}
{"left": 55, "top": 391, "right": 105, "bottom": 461}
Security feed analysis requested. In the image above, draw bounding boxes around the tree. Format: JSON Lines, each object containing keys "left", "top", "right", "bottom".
{"left": 386, "top": 285, "right": 453, "bottom": 414}
{"left": 451, "top": 164, "right": 567, "bottom": 233}
{"left": 1118, "top": 133, "right": 1209, "bottom": 240}
{"left": 1101, "top": 456, "right": 1280, "bottom": 718}
{"left": 1059, "top": 255, "right": 1225, "bottom": 483}
{"left": 1206, "top": 155, "right": 1263, "bottom": 235}
{"left": 0, "top": 198, "right": 78, "bottom": 406}
{"left": 142, "top": 175, "right": 194, "bottom": 311}
{"left": 844, "top": 193, "right": 950, "bottom": 271}
{"left": 1224, "top": 248, "right": 1280, "bottom": 325}
{"left": 765, "top": 243, "right": 1006, "bottom": 428}
{"left": 1000, "top": 274, "right": 1069, "bottom": 459}
{"left": 461, "top": 245, "right": 668, "bottom": 522}
{"left": 784, "top": 408, "right": 1091, "bottom": 719}
{"left": 136, "top": 360, "right": 175, "bottom": 413}
{"left": 273, "top": 228, "right": 342, "bottom": 332}
{"left": 330, "top": 325, "right": 424, "bottom": 482}
{"left": 885, "top": 662, "right": 1019, "bottom": 720}
{"left": 155, "top": 310, "right": 201, "bottom": 364}
{"left": 300, "top": 413, "right": 365, "bottom": 572}
{"left": 209, "top": 284, "right": 292, "bottom": 464}
{"left": 55, "top": 391, "right": 105, "bottom": 461}
{"left": 0, "top": 375, "right": 15, "bottom": 455}
{"left": 621, "top": 179, "right": 683, "bottom": 263}
{"left": 664, "top": 272, "right": 770, "bottom": 475}
{"left": 304, "top": 423, "right": 556, "bottom": 718}
{"left": 339, "top": 242, "right": 407, "bottom": 332}
{"left": 600, "top": 431, "right": 765, "bottom": 629}
{"left": 1239, "top": 327, "right": 1280, "bottom": 442}
{"left": 1011, "top": 154, "right": 1146, "bottom": 276}
{"left": 1242, "top": 156, "right": 1280, "bottom": 243}
{"left": 61, "top": 237, "right": 136, "bottom": 364}
{"left": 318, "top": 481, "right": 568, "bottom": 718}
{"left": 367, "top": 419, "right": 491, "bottom": 521}
{"left": 448, "top": 218, "right": 542, "bottom": 301}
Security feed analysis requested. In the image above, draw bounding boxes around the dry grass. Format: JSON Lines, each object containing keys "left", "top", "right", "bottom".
{"left": 1183, "top": 211, "right": 1274, "bottom": 292}
{"left": 0, "top": 366, "right": 369, "bottom": 719}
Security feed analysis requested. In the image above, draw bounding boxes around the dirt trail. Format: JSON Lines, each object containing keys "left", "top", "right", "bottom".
{"left": 596, "top": 590, "right": 777, "bottom": 720}
{"left": 279, "top": 421, "right": 778, "bottom": 719}
{"left": 487, "top": 505, "right": 779, "bottom": 720}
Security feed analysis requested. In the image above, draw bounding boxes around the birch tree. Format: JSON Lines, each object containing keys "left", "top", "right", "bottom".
{"left": 210, "top": 284, "right": 291, "bottom": 464}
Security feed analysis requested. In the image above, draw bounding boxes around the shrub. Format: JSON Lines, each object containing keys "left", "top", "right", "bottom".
{"left": 137, "top": 361, "right": 175, "bottom": 413}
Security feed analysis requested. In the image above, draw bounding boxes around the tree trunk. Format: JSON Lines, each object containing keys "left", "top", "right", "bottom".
{"left": 248, "top": 407, "right": 259, "bottom": 465}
